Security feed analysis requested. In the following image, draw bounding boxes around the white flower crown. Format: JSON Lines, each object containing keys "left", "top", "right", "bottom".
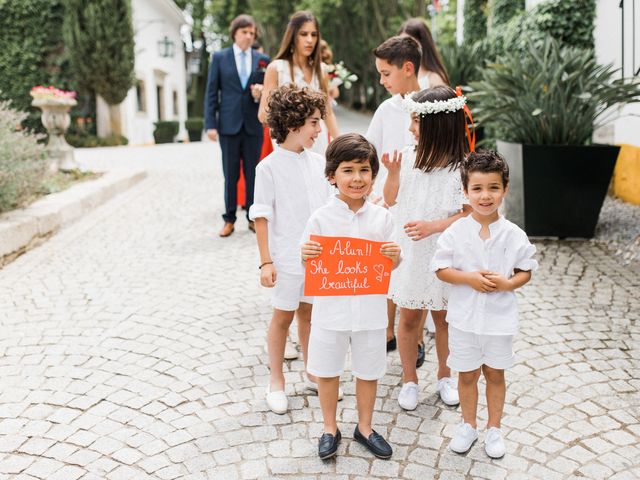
{"left": 402, "top": 92, "right": 467, "bottom": 115}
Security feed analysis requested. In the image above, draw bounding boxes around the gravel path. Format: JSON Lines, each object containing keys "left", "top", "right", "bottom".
{"left": 594, "top": 195, "right": 640, "bottom": 268}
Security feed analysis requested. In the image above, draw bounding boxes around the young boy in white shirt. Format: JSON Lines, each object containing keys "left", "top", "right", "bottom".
{"left": 301, "top": 133, "right": 401, "bottom": 460}
{"left": 432, "top": 150, "right": 538, "bottom": 458}
{"left": 250, "top": 85, "right": 331, "bottom": 414}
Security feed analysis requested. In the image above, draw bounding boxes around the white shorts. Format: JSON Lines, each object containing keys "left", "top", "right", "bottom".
{"left": 447, "top": 326, "right": 514, "bottom": 372}
{"left": 271, "top": 272, "right": 312, "bottom": 311}
{"left": 307, "top": 326, "right": 386, "bottom": 380}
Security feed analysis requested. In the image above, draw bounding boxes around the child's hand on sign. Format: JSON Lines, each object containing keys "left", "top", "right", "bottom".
{"left": 380, "top": 242, "right": 401, "bottom": 267}
{"left": 260, "top": 264, "right": 277, "bottom": 288}
{"left": 301, "top": 240, "right": 323, "bottom": 262}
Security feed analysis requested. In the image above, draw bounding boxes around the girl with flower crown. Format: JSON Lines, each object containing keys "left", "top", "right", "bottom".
{"left": 382, "top": 86, "right": 472, "bottom": 412}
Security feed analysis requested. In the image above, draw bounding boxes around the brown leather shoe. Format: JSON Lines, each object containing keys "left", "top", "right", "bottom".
{"left": 248, "top": 221, "right": 255, "bottom": 233}
{"left": 219, "top": 222, "right": 234, "bottom": 237}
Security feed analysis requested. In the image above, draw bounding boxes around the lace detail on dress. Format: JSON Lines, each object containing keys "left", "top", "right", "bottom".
{"left": 388, "top": 148, "right": 464, "bottom": 310}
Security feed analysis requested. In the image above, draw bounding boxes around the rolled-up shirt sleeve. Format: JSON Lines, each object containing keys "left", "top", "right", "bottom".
{"left": 430, "top": 229, "right": 455, "bottom": 272}
{"left": 249, "top": 165, "right": 275, "bottom": 222}
{"left": 513, "top": 235, "right": 538, "bottom": 272}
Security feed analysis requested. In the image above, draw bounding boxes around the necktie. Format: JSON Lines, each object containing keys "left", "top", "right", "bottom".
{"left": 239, "top": 50, "right": 249, "bottom": 89}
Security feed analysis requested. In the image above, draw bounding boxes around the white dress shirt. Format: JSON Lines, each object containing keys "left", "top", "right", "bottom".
{"left": 431, "top": 215, "right": 538, "bottom": 336}
{"left": 302, "top": 196, "right": 397, "bottom": 332}
{"left": 249, "top": 145, "right": 330, "bottom": 275}
{"left": 232, "top": 43, "right": 252, "bottom": 82}
{"left": 365, "top": 94, "right": 416, "bottom": 197}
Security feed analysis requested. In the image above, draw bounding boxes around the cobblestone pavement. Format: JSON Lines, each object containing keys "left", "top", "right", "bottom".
{"left": 1, "top": 113, "right": 639, "bottom": 479}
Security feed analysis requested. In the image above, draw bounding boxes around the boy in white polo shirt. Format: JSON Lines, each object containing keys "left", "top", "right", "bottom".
{"left": 301, "top": 133, "right": 401, "bottom": 460}
{"left": 250, "top": 85, "right": 331, "bottom": 414}
{"left": 432, "top": 150, "right": 538, "bottom": 459}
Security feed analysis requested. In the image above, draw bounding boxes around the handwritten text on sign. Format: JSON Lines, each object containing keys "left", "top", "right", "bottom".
{"left": 304, "top": 235, "right": 392, "bottom": 296}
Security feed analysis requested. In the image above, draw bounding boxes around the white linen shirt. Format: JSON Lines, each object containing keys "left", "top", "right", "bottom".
{"left": 302, "top": 196, "right": 397, "bottom": 332}
{"left": 431, "top": 215, "right": 538, "bottom": 336}
{"left": 232, "top": 43, "right": 252, "bottom": 81}
{"left": 250, "top": 145, "right": 330, "bottom": 275}
{"left": 365, "top": 94, "right": 415, "bottom": 198}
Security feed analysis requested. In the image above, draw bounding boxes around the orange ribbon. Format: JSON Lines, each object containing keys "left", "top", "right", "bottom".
{"left": 456, "top": 86, "right": 475, "bottom": 152}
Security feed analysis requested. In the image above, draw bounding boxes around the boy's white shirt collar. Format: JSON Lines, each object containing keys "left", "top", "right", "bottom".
{"left": 274, "top": 144, "right": 307, "bottom": 159}
{"left": 467, "top": 214, "right": 506, "bottom": 237}
{"left": 330, "top": 194, "right": 370, "bottom": 214}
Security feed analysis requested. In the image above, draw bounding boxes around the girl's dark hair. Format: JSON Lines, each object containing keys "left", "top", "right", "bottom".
{"left": 325, "top": 133, "right": 379, "bottom": 180}
{"left": 399, "top": 18, "right": 450, "bottom": 85}
{"left": 229, "top": 14, "right": 257, "bottom": 40}
{"left": 413, "top": 86, "right": 468, "bottom": 172}
{"left": 266, "top": 84, "right": 326, "bottom": 144}
{"left": 461, "top": 150, "right": 510, "bottom": 189}
{"left": 274, "top": 11, "right": 328, "bottom": 94}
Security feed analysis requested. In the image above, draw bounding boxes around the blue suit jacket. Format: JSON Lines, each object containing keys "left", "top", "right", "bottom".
{"left": 204, "top": 47, "right": 270, "bottom": 136}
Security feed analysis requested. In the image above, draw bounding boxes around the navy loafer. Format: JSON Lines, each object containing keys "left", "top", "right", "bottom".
{"left": 416, "top": 342, "right": 425, "bottom": 368}
{"left": 318, "top": 429, "right": 341, "bottom": 459}
{"left": 354, "top": 425, "right": 392, "bottom": 459}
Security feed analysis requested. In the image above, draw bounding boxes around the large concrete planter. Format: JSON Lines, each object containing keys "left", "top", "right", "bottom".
{"left": 31, "top": 98, "right": 78, "bottom": 172}
{"left": 497, "top": 141, "right": 619, "bottom": 238}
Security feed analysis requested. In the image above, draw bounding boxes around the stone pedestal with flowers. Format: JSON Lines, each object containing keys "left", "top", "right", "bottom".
{"left": 30, "top": 86, "right": 78, "bottom": 173}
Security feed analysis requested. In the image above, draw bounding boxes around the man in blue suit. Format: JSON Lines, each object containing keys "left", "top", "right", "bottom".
{"left": 205, "top": 14, "right": 270, "bottom": 237}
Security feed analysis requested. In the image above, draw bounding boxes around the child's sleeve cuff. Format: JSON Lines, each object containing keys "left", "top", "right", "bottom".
{"left": 248, "top": 203, "right": 273, "bottom": 222}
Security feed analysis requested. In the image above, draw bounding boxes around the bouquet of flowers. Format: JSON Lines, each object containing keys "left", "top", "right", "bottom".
{"left": 326, "top": 61, "right": 358, "bottom": 90}
{"left": 30, "top": 86, "right": 77, "bottom": 105}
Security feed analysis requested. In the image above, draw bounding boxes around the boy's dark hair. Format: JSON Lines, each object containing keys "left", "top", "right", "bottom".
{"left": 230, "top": 14, "right": 257, "bottom": 40}
{"left": 373, "top": 36, "right": 421, "bottom": 77}
{"left": 325, "top": 133, "right": 379, "bottom": 180}
{"left": 461, "top": 150, "right": 510, "bottom": 189}
{"left": 414, "top": 86, "right": 468, "bottom": 173}
{"left": 266, "top": 84, "right": 326, "bottom": 144}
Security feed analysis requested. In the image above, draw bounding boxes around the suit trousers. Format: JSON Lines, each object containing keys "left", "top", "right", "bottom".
{"left": 219, "top": 127, "right": 263, "bottom": 223}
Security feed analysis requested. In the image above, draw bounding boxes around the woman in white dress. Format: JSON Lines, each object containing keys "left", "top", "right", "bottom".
{"left": 258, "top": 11, "right": 340, "bottom": 155}
{"left": 399, "top": 18, "right": 449, "bottom": 90}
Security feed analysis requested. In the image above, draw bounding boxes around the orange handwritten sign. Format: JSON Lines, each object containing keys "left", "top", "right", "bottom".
{"left": 304, "top": 235, "right": 393, "bottom": 296}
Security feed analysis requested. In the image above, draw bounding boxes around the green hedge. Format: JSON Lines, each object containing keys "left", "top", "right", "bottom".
{"left": 489, "top": 0, "right": 524, "bottom": 29}
{"left": 534, "top": 0, "right": 596, "bottom": 50}
{"left": 153, "top": 121, "right": 179, "bottom": 144}
{"left": 0, "top": 0, "right": 71, "bottom": 132}
{"left": 464, "top": 0, "right": 488, "bottom": 44}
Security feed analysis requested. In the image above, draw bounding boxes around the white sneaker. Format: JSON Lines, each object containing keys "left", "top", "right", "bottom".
{"left": 265, "top": 385, "right": 288, "bottom": 414}
{"left": 398, "top": 382, "right": 419, "bottom": 410}
{"left": 305, "top": 379, "right": 344, "bottom": 400}
{"left": 437, "top": 377, "right": 460, "bottom": 406}
{"left": 484, "top": 427, "right": 506, "bottom": 458}
{"left": 284, "top": 338, "right": 299, "bottom": 360}
{"left": 449, "top": 422, "right": 478, "bottom": 453}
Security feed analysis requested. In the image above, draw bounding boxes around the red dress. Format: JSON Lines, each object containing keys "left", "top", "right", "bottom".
{"left": 237, "top": 126, "right": 273, "bottom": 206}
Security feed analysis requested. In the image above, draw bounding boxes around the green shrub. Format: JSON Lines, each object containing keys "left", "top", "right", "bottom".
{"left": 463, "top": 0, "right": 488, "bottom": 44}
{"left": 185, "top": 117, "right": 204, "bottom": 131}
{"left": 0, "top": 100, "right": 48, "bottom": 213}
{"left": 0, "top": 0, "right": 72, "bottom": 134}
{"left": 440, "top": 42, "right": 485, "bottom": 88}
{"left": 489, "top": 0, "right": 524, "bottom": 29}
{"left": 469, "top": 38, "right": 640, "bottom": 145}
{"left": 66, "top": 132, "right": 128, "bottom": 148}
{"left": 534, "top": 0, "right": 596, "bottom": 50}
{"left": 153, "top": 121, "right": 179, "bottom": 144}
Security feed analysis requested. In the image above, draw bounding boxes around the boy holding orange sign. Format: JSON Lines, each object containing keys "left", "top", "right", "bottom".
{"left": 301, "top": 133, "right": 401, "bottom": 460}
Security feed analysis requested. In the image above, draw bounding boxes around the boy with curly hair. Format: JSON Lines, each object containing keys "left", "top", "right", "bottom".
{"left": 249, "top": 84, "right": 332, "bottom": 414}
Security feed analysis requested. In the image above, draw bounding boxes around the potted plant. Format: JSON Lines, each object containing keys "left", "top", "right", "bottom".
{"left": 153, "top": 120, "right": 179, "bottom": 144}
{"left": 469, "top": 38, "right": 640, "bottom": 238}
{"left": 185, "top": 117, "right": 204, "bottom": 142}
{"left": 30, "top": 86, "right": 78, "bottom": 172}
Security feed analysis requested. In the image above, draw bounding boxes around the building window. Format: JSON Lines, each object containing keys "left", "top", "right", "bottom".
{"left": 136, "top": 80, "right": 146, "bottom": 112}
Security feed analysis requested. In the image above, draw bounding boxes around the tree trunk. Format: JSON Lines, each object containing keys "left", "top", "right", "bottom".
{"left": 108, "top": 103, "right": 122, "bottom": 137}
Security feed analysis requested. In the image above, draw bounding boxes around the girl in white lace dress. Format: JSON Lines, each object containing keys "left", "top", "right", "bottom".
{"left": 382, "top": 86, "right": 472, "bottom": 412}
{"left": 258, "top": 11, "right": 339, "bottom": 155}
